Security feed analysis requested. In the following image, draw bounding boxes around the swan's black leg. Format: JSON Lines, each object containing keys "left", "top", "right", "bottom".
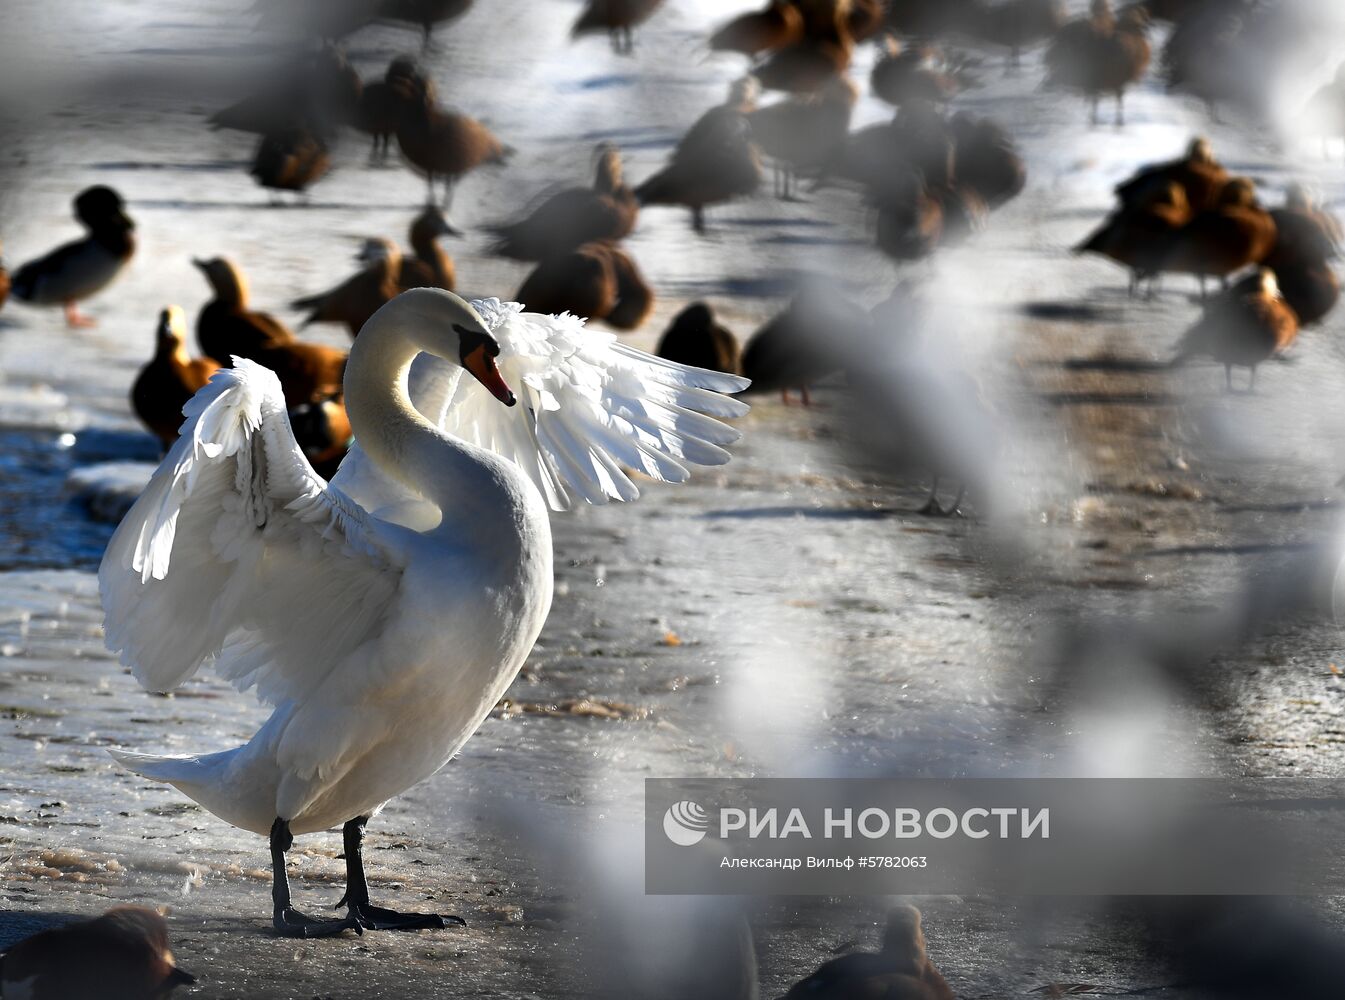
{"left": 271, "top": 817, "right": 361, "bottom": 938}
{"left": 337, "top": 816, "right": 465, "bottom": 931}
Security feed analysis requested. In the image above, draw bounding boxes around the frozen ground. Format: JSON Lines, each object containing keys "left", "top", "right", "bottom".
{"left": 4, "top": 1, "right": 1345, "bottom": 997}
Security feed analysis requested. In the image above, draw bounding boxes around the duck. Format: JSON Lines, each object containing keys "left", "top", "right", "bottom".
{"left": 399, "top": 204, "right": 459, "bottom": 291}
{"left": 875, "top": 177, "right": 949, "bottom": 261}
{"left": 709, "top": 0, "right": 804, "bottom": 56}
{"left": 292, "top": 239, "right": 403, "bottom": 337}
{"left": 741, "top": 283, "right": 867, "bottom": 404}
{"left": 1170, "top": 268, "right": 1298, "bottom": 391}
{"left": 656, "top": 302, "right": 742, "bottom": 374}
{"left": 779, "top": 905, "right": 955, "bottom": 1000}
{"left": 514, "top": 242, "right": 654, "bottom": 330}
{"left": 395, "top": 99, "right": 512, "bottom": 212}
{"left": 288, "top": 395, "right": 353, "bottom": 480}
{"left": 251, "top": 126, "right": 332, "bottom": 200}
{"left": 753, "top": 0, "right": 853, "bottom": 94}
{"left": 380, "top": 0, "right": 474, "bottom": 46}
{"left": 949, "top": 111, "right": 1025, "bottom": 208}
{"left": 0, "top": 906, "right": 195, "bottom": 1000}
{"left": 635, "top": 77, "right": 764, "bottom": 233}
{"left": 353, "top": 55, "right": 435, "bottom": 160}
{"left": 11, "top": 186, "right": 136, "bottom": 328}
{"left": 1161, "top": 4, "right": 1249, "bottom": 119}
{"left": 870, "top": 36, "right": 973, "bottom": 109}
{"left": 965, "top": 0, "right": 1066, "bottom": 69}
{"left": 489, "top": 144, "right": 638, "bottom": 260}
{"left": 132, "top": 306, "right": 222, "bottom": 451}
{"left": 208, "top": 42, "right": 360, "bottom": 137}
{"left": 827, "top": 103, "right": 956, "bottom": 206}
{"left": 1045, "top": 1, "right": 1151, "bottom": 125}
{"left": 748, "top": 75, "right": 859, "bottom": 199}
{"left": 1076, "top": 179, "right": 1190, "bottom": 296}
{"left": 845, "top": 0, "right": 886, "bottom": 42}
{"left": 1156, "top": 177, "right": 1278, "bottom": 297}
{"left": 571, "top": 0, "right": 665, "bottom": 55}
{"left": 193, "top": 256, "right": 347, "bottom": 405}
{"left": 1261, "top": 184, "right": 1341, "bottom": 325}
{"left": 100, "top": 289, "right": 748, "bottom": 938}
{"left": 1115, "top": 136, "right": 1228, "bottom": 213}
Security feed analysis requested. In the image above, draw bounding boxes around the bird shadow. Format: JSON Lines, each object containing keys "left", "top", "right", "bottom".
{"left": 1139, "top": 541, "right": 1317, "bottom": 558}
{"left": 0, "top": 910, "right": 85, "bottom": 950}
{"left": 1059, "top": 356, "right": 1173, "bottom": 373}
{"left": 1021, "top": 300, "right": 1129, "bottom": 323}
{"left": 1042, "top": 390, "right": 1176, "bottom": 405}
{"left": 701, "top": 505, "right": 903, "bottom": 521}
{"left": 91, "top": 160, "right": 250, "bottom": 173}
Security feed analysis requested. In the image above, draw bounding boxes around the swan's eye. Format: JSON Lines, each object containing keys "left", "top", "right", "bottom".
{"left": 454, "top": 323, "right": 500, "bottom": 360}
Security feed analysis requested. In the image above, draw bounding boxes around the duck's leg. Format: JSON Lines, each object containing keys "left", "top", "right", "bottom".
{"left": 1224, "top": 364, "right": 1233, "bottom": 392}
{"left": 691, "top": 205, "right": 706, "bottom": 235}
{"left": 63, "top": 302, "right": 97, "bottom": 328}
{"left": 1115, "top": 90, "right": 1125, "bottom": 127}
{"left": 337, "top": 816, "right": 464, "bottom": 931}
{"left": 271, "top": 818, "right": 362, "bottom": 938}
{"left": 916, "top": 477, "right": 944, "bottom": 516}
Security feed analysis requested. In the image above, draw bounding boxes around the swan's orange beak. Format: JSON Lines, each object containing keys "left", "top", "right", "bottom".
{"left": 463, "top": 343, "right": 516, "bottom": 407}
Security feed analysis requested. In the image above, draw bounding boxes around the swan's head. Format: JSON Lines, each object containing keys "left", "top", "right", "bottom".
{"left": 396, "top": 288, "right": 516, "bottom": 407}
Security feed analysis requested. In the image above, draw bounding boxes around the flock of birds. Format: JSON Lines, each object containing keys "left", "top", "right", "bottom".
{"left": 3, "top": 0, "right": 1345, "bottom": 995}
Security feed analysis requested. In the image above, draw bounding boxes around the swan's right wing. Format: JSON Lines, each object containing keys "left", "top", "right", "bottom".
{"left": 100, "top": 360, "right": 404, "bottom": 706}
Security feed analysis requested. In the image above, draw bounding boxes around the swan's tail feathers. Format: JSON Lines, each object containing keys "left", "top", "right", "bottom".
{"left": 108, "top": 747, "right": 274, "bottom": 836}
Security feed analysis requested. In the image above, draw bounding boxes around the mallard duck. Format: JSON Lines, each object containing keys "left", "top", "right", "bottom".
{"left": 656, "top": 302, "right": 742, "bottom": 374}
{"left": 100, "top": 289, "right": 746, "bottom": 937}
{"left": 380, "top": 0, "right": 474, "bottom": 45}
{"left": 635, "top": 77, "right": 763, "bottom": 233}
{"left": 748, "top": 75, "right": 858, "bottom": 199}
{"left": 399, "top": 204, "right": 458, "bottom": 290}
{"left": 132, "top": 306, "right": 222, "bottom": 451}
{"left": 251, "top": 127, "right": 332, "bottom": 200}
{"left": 966, "top": 0, "right": 1066, "bottom": 69}
{"left": 1157, "top": 177, "right": 1278, "bottom": 297}
{"left": 780, "top": 906, "right": 955, "bottom": 1000}
{"left": 0, "top": 906, "right": 195, "bottom": 1000}
{"left": 1045, "top": 0, "right": 1151, "bottom": 125}
{"left": 1116, "top": 137, "right": 1228, "bottom": 212}
{"left": 870, "top": 36, "right": 973, "bottom": 108}
{"left": 709, "top": 0, "right": 804, "bottom": 56}
{"left": 11, "top": 186, "right": 136, "bottom": 328}
{"left": 489, "top": 144, "right": 638, "bottom": 259}
{"left": 1076, "top": 180, "right": 1191, "bottom": 296}
{"left": 353, "top": 55, "right": 435, "bottom": 160}
{"left": 292, "top": 238, "right": 403, "bottom": 337}
{"left": 395, "top": 99, "right": 512, "bottom": 211}
{"left": 950, "top": 111, "right": 1025, "bottom": 208}
{"left": 193, "top": 256, "right": 346, "bottom": 405}
{"left": 1171, "top": 267, "right": 1298, "bottom": 390}
{"left": 515, "top": 241, "right": 653, "bottom": 330}
{"left": 571, "top": 0, "right": 665, "bottom": 54}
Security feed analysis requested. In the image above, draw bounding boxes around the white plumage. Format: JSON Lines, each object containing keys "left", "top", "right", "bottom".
{"left": 100, "top": 289, "right": 748, "bottom": 841}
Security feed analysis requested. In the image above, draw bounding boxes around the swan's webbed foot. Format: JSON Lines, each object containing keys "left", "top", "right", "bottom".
{"left": 348, "top": 901, "right": 465, "bottom": 931}
{"left": 274, "top": 906, "right": 363, "bottom": 938}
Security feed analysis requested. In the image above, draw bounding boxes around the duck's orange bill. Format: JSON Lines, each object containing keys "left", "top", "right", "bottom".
{"left": 464, "top": 344, "right": 517, "bottom": 407}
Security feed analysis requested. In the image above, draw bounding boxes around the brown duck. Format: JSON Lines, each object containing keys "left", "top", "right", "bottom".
{"left": 748, "top": 75, "right": 858, "bottom": 199}
{"left": 635, "top": 77, "right": 763, "bottom": 233}
{"left": 709, "top": 0, "right": 804, "bottom": 56}
{"left": 353, "top": 56, "right": 434, "bottom": 160}
{"left": 489, "top": 144, "right": 638, "bottom": 259}
{"left": 950, "top": 111, "right": 1025, "bottom": 208}
{"left": 1076, "top": 179, "right": 1190, "bottom": 296}
{"left": 966, "top": 0, "right": 1067, "bottom": 69}
{"left": 753, "top": 1, "right": 853, "bottom": 94}
{"left": 291, "top": 238, "right": 403, "bottom": 337}
{"left": 251, "top": 127, "right": 332, "bottom": 199}
{"left": 1171, "top": 268, "right": 1298, "bottom": 391}
{"left": 656, "top": 302, "right": 742, "bottom": 374}
{"left": 515, "top": 241, "right": 653, "bottom": 330}
{"left": 1045, "top": 0, "right": 1151, "bottom": 125}
{"left": 193, "top": 256, "right": 346, "bottom": 406}
{"left": 395, "top": 99, "right": 512, "bottom": 211}
{"left": 1116, "top": 137, "right": 1228, "bottom": 213}
{"left": 1261, "top": 184, "right": 1341, "bottom": 325}
{"left": 779, "top": 905, "right": 955, "bottom": 1000}
{"left": 0, "top": 905, "right": 195, "bottom": 1000}
{"left": 132, "top": 306, "right": 221, "bottom": 451}
{"left": 870, "top": 36, "right": 973, "bottom": 108}
{"left": 571, "top": 0, "right": 665, "bottom": 54}
{"left": 1157, "top": 177, "right": 1277, "bottom": 297}
{"left": 380, "top": 0, "right": 474, "bottom": 46}
{"left": 399, "top": 204, "right": 458, "bottom": 290}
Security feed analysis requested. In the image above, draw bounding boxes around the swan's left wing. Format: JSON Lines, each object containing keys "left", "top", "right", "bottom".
{"left": 432, "top": 298, "right": 751, "bottom": 510}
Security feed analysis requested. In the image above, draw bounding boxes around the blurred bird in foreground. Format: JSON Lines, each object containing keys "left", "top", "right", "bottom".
{"left": 353, "top": 55, "right": 435, "bottom": 160}
{"left": 870, "top": 36, "right": 976, "bottom": 109}
{"left": 489, "top": 144, "right": 638, "bottom": 259}
{"left": 777, "top": 905, "right": 955, "bottom": 999}
{"left": 1045, "top": 0, "right": 1151, "bottom": 125}
{"left": 636, "top": 77, "right": 763, "bottom": 233}
{"left": 10, "top": 186, "right": 136, "bottom": 328}
{"left": 515, "top": 241, "right": 653, "bottom": 330}
{"left": 292, "top": 238, "right": 403, "bottom": 337}
{"left": 752, "top": 0, "right": 853, "bottom": 95}
{"left": 1170, "top": 267, "right": 1298, "bottom": 391}
{"left": 571, "top": 0, "right": 665, "bottom": 54}
{"left": 0, "top": 905, "right": 195, "bottom": 1000}
{"left": 1303, "top": 64, "right": 1345, "bottom": 161}
{"left": 207, "top": 42, "right": 360, "bottom": 137}
{"left": 1155, "top": 176, "right": 1277, "bottom": 298}
{"left": 251, "top": 126, "right": 332, "bottom": 201}
{"left": 656, "top": 302, "right": 742, "bottom": 375}
{"left": 132, "top": 306, "right": 221, "bottom": 451}
{"left": 741, "top": 280, "right": 868, "bottom": 405}
{"left": 380, "top": 0, "right": 474, "bottom": 47}
{"left": 965, "top": 0, "right": 1066, "bottom": 70}
{"left": 1115, "top": 136, "right": 1228, "bottom": 213}
{"left": 1076, "top": 179, "right": 1190, "bottom": 296}
{"left": 749, "top": 76, "right": 858, "bottom": 199}
{"left": 1261, "top": 183, "right": 1341, "bottom": 326}
{"left": 710, "top": 0, "right": 803, "bottom": 57}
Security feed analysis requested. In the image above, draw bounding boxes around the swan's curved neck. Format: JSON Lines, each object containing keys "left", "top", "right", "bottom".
{"left": 343, "top": 308, "right": 514, "bottom": 528}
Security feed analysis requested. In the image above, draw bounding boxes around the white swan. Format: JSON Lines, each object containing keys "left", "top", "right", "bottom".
{"left": 99, "top": 289, "right": 749, "bottom": 937}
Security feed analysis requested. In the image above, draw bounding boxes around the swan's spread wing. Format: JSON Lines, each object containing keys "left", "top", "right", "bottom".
{"left": 100, "top": 360, "right": 402, "bottom": 705}
{"left": 419, "top": 298, "right": 750, "bottom": 510}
